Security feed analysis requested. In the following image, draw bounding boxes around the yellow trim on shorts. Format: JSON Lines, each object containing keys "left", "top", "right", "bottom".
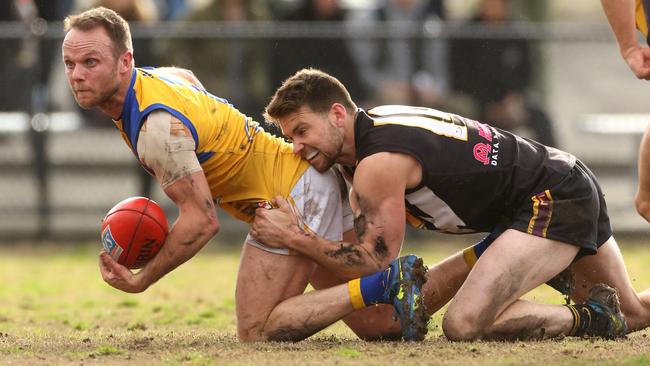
{"left": 528, "top": 193, "right": 541, "bottom": 234}
{"left": 462, "top": 247, "right": 478, "bottom": 268}
{"left": 527, "top": 190, "right": 553, "bottom": 238}
{"left": 348, "top": 278, "right": 366, "bottom": 310}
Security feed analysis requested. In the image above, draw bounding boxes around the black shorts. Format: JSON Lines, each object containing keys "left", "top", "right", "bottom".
{"left": 508, "top": 160, "right": 612, "bottom": 257}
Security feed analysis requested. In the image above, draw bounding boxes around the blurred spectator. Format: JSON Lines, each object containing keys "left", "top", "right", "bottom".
{"left": 161, "top": 0, "right": 271, "bottom": 122}
{"left": 0, "top": 0, "right": 74, "bottom": 112}
{"left": 269, "top": 0, "right": 368, "bottom": 103}
{"left": 155, "top": 0, "right": 188, "bottom": 20}
{"left": 34, "top": 0, "right": 75, "bottom": 111}
{"left": 449, "top": 0, "right": 557, "bottom": 147}
{"left": 0, "top": 1, "right": 31, "bottom": 111}
{"left": 348, "top": 0, "right": 447, "bottom": 107}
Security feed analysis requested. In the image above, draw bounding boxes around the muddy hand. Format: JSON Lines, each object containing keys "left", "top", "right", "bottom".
{"left": 98, "top": 251, "right": 144, "bottom": 293}
{"left": 251, "top": 196, "right": 303, "bottom": 249}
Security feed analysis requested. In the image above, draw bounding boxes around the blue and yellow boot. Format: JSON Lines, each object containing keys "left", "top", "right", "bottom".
{"left": 384, "top": 255, "right": 429, "bottom": 341}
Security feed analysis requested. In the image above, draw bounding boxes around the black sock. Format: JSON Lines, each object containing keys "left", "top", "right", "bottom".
{"left": 566, "top": 303, "right": 611, "bottom": 337}
{"left": 566, "top": 304, "right": 591, "bottom": 336}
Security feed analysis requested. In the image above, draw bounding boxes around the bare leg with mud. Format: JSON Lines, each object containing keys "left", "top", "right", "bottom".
{"left": 443, "top": 229, "right": 579, "bottom": 341}
{"left": 568, "top": 237, "right": 650, "bottom": 332}
{"left": 310, "top": 250, "right": 472, "bottom": 340}
{"left": 237, "top": 244, "right": 365, "bottom": 342}
{"left": 310, "top": 264, "right": 402, "bottom": 340}
{"left": 422, "top": 251, "right": 471, "bottom": 315}
{"left": 237, "top": 244, "right": 426, "bottom": 342}
{"left": 236, "top": 244, "right": 316, "bottom": 341}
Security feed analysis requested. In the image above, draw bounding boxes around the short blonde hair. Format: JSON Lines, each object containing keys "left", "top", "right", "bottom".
{"left": 64, "top": 7, "right": 133, "bottom": 59}
{"left": 264, "top": 68, "right": 356, "bottom": 124}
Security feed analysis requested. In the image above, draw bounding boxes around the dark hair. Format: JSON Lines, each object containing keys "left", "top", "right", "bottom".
{"left": 64, "top": 7, "right": 133, "bottom": 58}
{"left": 264, "top": 68, "right": 356, "bottom": 124}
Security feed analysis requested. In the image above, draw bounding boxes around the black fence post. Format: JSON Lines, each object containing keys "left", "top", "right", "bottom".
{"left": 28, "top": 17, "right": 50, "bottom": 240}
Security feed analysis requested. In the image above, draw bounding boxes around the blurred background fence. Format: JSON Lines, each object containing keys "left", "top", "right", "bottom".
{"left": 0, "top": 0, "right": 648, "bottom": 242}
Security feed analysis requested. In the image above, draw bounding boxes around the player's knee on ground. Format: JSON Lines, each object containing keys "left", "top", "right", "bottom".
{"left": 237, "top": 309, "right": 315, "bottom": 343}
{"left": 236, "top": 319, "right": 267, "bottom": 342}
{"left": 237, "top": 323, "right": 309, "bottom": 343}
{"left": 236, "top": 314, "right": 306, "bottom": 342}
{"left": 442, "top": 308, "right": 484, "bottom": 341}
{"left": 238, "top": 327, "right": 300, "bottom": 343}
{"left": 265, "top": 327, "right": 314, "bottom": 342}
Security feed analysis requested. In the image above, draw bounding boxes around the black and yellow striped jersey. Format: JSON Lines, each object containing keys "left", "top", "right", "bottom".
{"left": 353, "top": 105, "right": 576, "bottom": 234}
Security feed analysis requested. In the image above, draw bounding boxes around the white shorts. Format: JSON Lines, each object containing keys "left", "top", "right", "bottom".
{"left": 245, "top": 166, "right": 355, "bottom": 255}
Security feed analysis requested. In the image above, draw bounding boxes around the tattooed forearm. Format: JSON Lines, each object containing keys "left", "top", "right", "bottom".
{"left": 330, "top": 190, "right": 392, "bottom": 269}
{"left": 353, "top": 214, "right": 366, "bottom": 240}
{"left": 374, "top": 236, "right": 388, "bottom": 259}
{"left": 353, "top": 194, "right": 390, "bottom": 262}
{"left": 325, "top": 243, "right": 364, "bottom": 266}
{"left": 324, "top": 241, "right": 384, "bottom": 268}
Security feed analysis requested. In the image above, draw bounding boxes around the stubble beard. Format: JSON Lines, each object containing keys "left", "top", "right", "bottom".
{"left": 75, "top": 65, "right": 121, "bottom": 110}
{"left": 315, "top": 127, "right": 344, "bottom": 172}
{"left": 79, "top": 81, "right": 120, "bottom": 110}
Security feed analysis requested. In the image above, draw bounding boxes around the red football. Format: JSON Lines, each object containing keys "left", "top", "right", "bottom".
{"left": 101, "top": 197, "right": 168, "bottom": 269}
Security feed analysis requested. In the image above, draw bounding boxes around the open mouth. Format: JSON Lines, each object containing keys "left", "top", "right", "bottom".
{"left": 306, "top": 150, "right": 320, "bottom": 161}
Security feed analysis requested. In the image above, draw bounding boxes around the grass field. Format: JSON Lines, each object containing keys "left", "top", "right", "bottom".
{"left": 1, "top": 237, "right": 650, "bottom": 365}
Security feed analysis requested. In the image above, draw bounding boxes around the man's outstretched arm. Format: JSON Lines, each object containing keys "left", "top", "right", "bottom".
{"left": 99, "top": 111, "right": 219, "bottom": 292}
{"left": 99, "top": 170, "right": 219, "bottom": 292}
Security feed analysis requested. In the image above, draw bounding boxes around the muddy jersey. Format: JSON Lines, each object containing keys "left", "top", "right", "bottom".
{"left": 354, "top": 105, "right": 577, "bottom": 234}
{"left": 114, "top": 67, "right": 309, "bottom": 223}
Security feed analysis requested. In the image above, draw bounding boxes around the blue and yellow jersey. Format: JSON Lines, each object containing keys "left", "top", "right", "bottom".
{"left": 114, "top": 67, "right": 309, "bottom": 223}
{"left": 636, "top": 0, "right": 650, "bottom": 43}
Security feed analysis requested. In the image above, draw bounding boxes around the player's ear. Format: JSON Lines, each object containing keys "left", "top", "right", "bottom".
{"left": 330, "top": 103, "right": 347, "bottom": 127}
{"left": 119, "top": 51, "right": 133, "bottom": 72}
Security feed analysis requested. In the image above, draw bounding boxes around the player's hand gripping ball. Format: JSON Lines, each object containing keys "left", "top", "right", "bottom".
{"left": 101, "top": 197, "right": 168, "bottom": 269}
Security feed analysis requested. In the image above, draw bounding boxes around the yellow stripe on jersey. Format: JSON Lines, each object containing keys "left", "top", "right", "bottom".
{"left": 636, "top": 0, "right": 649, "bottom": 38}
{"left": 115, "top": 68, "right": 309, "bottom": 223}
{"left": 405, "top": 212, "right": 426, "bottom": 229}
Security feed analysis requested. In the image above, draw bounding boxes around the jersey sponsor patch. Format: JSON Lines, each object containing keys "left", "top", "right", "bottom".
{"left": 472, "top": 121, "right": 500, "bottom": 166}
